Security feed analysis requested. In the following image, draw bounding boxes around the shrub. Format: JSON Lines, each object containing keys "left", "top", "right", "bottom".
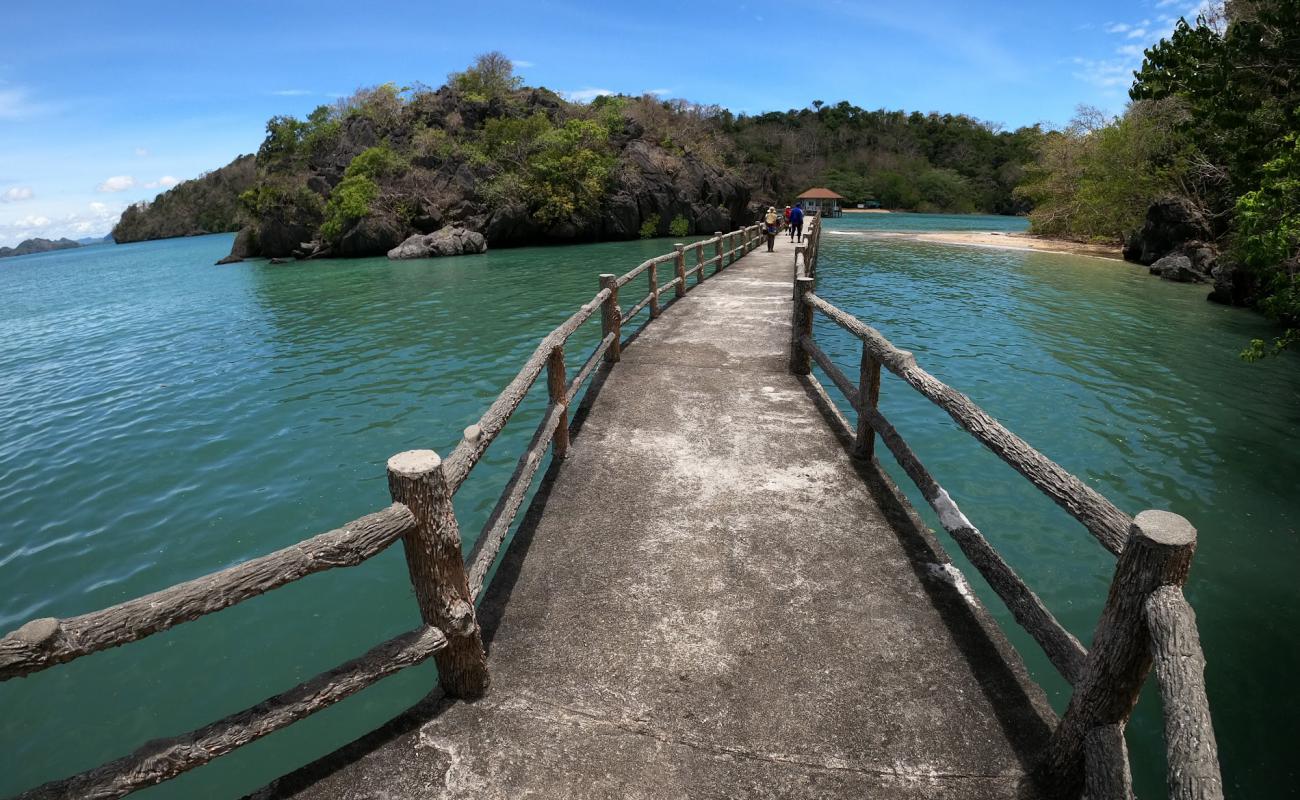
{"left": 320, "top": 175, "right": 379, "bottom": 241}
{"left": 448, "top": 52, "right": 522, "bottom": 104}
{"left": 639, "top": 213, "right": 661, "bottom": 239}
{"left": 669, "top": 214, "right": 689, "bottom": 237}
{"left": 345, "top": 145, "right": 407, "bottom": 180}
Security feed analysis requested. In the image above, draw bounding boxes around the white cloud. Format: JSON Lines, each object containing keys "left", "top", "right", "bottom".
{"left": 1105, "top": 22, "right": 1130, "bottom": 33}
{"left": 511, "top": 60, "right": 534, "bottom": 69}
{"left": 97, "top": 175, "right": 136, "bottom": 193}
{"left": 1071, "top": 56, "right": 1137, "bottom": 89}
{"left": 1157, "top": 0, "right": 1180, "bottom": 7}
{"left": 564, "top": 87, "right": 614, "bottom": 102}
{"left": 2, "top": 186, "right": 33, "bottom": 202}
{"left": 134, "top": 147, "right": 150, "bottom": 157}
{"left": 269, "top": 89, "right": 313, "bottom": 96}
{"left": 1116, "top": 44, "right": 1146, "bottom": 58}
{"left": 144, "top": 176, "right": 179, "bottom": 189}
{"left": 645, "top": 88, "right": 673, "bottom": 97}
{"left": 0, "top": 86, "right": 45, "bottom": 120}
{"left": 0, "top": 201, "right": 124, "bottom": 245}
{"left": 1127, "top": 27, "right": 1149, "bottom": 38}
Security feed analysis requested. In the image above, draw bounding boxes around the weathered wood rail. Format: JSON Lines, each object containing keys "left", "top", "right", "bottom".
{"left": 791, "top": 217, "right": 1223, "bottom": 799}
{"left": 0, "top": 223, "right": 766, "bottom": 800}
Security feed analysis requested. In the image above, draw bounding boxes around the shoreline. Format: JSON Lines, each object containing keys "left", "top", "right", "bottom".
{"left": 830, "top": 229, "right": 1124, "bottom": 260}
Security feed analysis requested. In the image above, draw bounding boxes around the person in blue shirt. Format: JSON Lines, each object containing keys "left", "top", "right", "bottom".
{"left": 788, "top": 203, "right": 805, "bottom": 242}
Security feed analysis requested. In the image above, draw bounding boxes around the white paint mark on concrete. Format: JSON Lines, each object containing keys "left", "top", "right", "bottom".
{"left": 932, "top": 488, "right": 974, "bottom": 533}
{"left": 925, "top": 562, "right": 977, "bottom": 605}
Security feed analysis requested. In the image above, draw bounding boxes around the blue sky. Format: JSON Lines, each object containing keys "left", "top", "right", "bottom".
{"left": 0, "top": 0, "right": 1214, "bottom": 245}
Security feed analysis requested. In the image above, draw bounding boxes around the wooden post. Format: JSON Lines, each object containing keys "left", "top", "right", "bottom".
{"left": 673, "top": 244, "right": 686, "bottom": 298}
{"left": 790, "top": 277, "right": 814, "bottom": 375}
{"left": 714, "top": 231, "right": 723, "bottom": 273}
{"left": 648, "top": 260, "right": 660, "bottom": 319}
{"left": 386, "top": 450, "right": 489, "bottom": 699}
{"left": 1147, "top": 586, "right": 1224, "bottom": 800}
{"left": 852, "top": 344, "right": 882, "bottom": 459}
{"left": 599, "top": 273, "right": 621, "bottom": 363}
{"left": 546, "top": 346, "right": 570, "bottom": 458}
{"left": 1040, "top": 510, "right": 1198, "bottom": 796}
{"left": 695, "top": 241, "right": 706, "bottom": 284}
{"left": 795, "top": 245, "right": 806, "bottom": 278}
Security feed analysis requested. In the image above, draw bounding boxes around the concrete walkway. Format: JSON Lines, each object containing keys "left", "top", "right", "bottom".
{"left": 253, "top": 233, "right": 1056, "bottom": 799}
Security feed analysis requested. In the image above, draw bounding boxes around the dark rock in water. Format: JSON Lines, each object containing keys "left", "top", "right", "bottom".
{"left": 258, "top": 220, "right": 316, "bottom": 259}
{"left": 268, "top": 257, "right": 289, "bottom": 265}
{"left": 1179, "top": 239, "right": 1218, "bottom": 276}
{"left": 387, "top": 226, "right": 488, "bottom": 260}
{"left": 486, "top": 203, "right": 539, "bottom": 243}
{"left": 1150, "top": 254, "right": 1202, "bottom": 282}
{"left": 215, "top": 226, "right": 258, "bottom": 264}
{"left": 336, "top": 215, "right": 407, "bottom": 258}
{"left": 1209, "top": 258, "right": 1268, "bottom": 306}
{"left": 1123, "top": 196, "right": 1212, "bottom": 265}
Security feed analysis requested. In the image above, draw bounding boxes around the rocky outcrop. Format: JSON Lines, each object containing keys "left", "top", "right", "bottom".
{"left": 215, "top": 226, "right": 258, "bottom": 264}
{"left": 1123, "top": 196, "right": 1213, "bottom": 265}
{"left": 336, "top": 215, "right": 407, "bottom": 258}
{"left": 1148, "top": 240, "right": 1219, "bottom": 283}
{"left": 388, "top": 226, "right": 487, "bottom": 260}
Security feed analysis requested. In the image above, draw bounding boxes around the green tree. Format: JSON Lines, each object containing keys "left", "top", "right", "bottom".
{"left": 449, "top": 52, "right": 523, "bottom": 103}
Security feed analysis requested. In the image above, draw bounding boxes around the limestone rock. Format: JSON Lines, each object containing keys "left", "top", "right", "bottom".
{"left": 336, "top": 215, "right": 407, "bottom": 258}
{"left": 1149, "top": 254, "right": 1201, "bottom": 283}
{"left": 387, "top": 226, "right": 488, "bottom": 260}
{"left": 1123, "top": 197, "right": 1213, "bottom": 265}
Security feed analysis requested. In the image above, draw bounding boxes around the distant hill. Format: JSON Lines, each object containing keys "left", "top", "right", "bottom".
{"left": 76, "top": 235, "right": 113, "bottom": 245}
{"left": 111, "top": 154, "right": 256, "bottom": 243}
{"left": 0, "top": 237, "right": 81, "bottom": 259}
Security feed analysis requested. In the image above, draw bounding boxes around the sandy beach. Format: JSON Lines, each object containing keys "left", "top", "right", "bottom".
{"left": 831, "top": 229, "right": 1123, "bottom": 260}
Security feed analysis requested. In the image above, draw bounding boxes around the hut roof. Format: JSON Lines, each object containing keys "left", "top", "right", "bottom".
{"left": 796, "top": 187, "right": 847, "bottom": 200}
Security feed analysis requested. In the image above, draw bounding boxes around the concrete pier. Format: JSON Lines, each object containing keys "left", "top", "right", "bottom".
{"left": 252, "top": 233, "right": 1057, "bottom": 799}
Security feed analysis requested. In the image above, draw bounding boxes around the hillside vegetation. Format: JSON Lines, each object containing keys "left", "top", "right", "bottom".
{"left": 112, "top": 155, "right": 256, "bottom": 243}
{"left": 109, "top": 54, "right": 1043, "bottom": 262}
{"left": 1017, "top": 0, "right": 1299, "bottom": 357}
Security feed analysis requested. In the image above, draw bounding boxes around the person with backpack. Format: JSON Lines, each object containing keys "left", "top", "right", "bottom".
{"left": 763, "top": 207, "right": 780, "bottom": 252}
{"left": 788, "top": 203, "right": 805, "bottom": 242}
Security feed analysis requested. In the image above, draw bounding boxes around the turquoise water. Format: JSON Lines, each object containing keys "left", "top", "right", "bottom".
{"left": 0, "top": 233, "right": 699, "bottom": 798}
{"left": 813, "top": 217, "right": 1300, "bottom": 798}
{"left": 1, "top": 219, "right": 1295, "bottom": 797}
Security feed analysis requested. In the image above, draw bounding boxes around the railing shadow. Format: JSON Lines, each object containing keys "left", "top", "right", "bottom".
{"left": 796, "top": 372, "right": 1055, "bottom": 789}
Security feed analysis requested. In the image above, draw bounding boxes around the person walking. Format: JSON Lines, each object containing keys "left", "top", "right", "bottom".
{"left": 788, "top": 203, "right": 805, "bottom": 242}
{"left": 763, "top": 206, "right": 780, "bottom": 252}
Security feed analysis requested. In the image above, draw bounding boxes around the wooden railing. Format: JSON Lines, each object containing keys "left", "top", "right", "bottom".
{"left": 0, "top": 223, "right": 766, "bottom": 800}
{"left": 791, "top": 216, "right": 1223, "bottom": 799}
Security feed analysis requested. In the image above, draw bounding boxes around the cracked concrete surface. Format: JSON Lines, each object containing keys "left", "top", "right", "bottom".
{"left": 249, "top": 236, "right": 1057, "bottom": 799}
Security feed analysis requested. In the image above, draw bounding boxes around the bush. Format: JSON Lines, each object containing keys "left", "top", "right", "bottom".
{"left": 448, "top": 52, "right": 522, "bottom": 104}
{"left": 345, "top": 145, "right": 408, "bottom": 180}
{"left": 669, "top": 214, "right": 689, "bottom": 237}
{"left": 320, "top": 175, "right": 379, "bottom": 241}
{"left": 639, "top": 213, "right": 661, "bottom": 239}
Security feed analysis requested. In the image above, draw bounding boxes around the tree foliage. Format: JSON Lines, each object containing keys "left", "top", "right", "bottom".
{"left": 1018, "top": 101, "right": 1195, "bottom": 242}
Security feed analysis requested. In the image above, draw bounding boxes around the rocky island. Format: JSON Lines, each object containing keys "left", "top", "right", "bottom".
{"left": 0, "top": 237, "right": 83, "bottom": 259}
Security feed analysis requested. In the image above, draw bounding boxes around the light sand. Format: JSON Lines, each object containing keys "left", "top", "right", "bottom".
{"left": 831, "top": 229, "right": 1123, "bottom": 260}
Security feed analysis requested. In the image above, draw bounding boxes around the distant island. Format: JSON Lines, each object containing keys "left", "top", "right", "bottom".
{"left": 113, "top": 53, "right": 1035, "bottom": 261}
{"left": 0, "top": 235, "right": 113, "bottom": 260}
